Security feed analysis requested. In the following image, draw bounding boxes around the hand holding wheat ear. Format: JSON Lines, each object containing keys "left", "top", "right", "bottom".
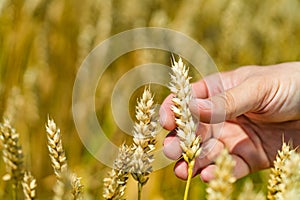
{"left": 160, "top": 63, "right": 300, "bottom": 182}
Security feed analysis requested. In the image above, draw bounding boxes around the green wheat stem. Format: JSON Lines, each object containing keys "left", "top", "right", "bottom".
{"left": 138, "top": 182, "right": 143, "bottom": 200}
{"left": 184, "top": 159, "right": 195, "bottom": 200}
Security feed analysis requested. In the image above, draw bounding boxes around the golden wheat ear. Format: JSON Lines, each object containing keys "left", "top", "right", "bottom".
{"left": 129, "top": 87, "right": 159, "bottom": 200}
{"left": 45, "top": 117, "right": 83, "bottom": 200}
{"left": 22, "top": 171, "right": 37, "bottom": 200}
{"left": 169, "top": 57, "right": 201, "bottom": 200}
{"left": 237, "top": 180, "right": 265, "bottom": 200}
{"left": 0, "top": 119, "right": 25, "bottom": 199}
{"left": 267, "top": 141, "right": 300, "bottom": 199}
{"left": 103, "top": 143, "right": 131, "bottom": 200}
{"left": 206, "top": 149, "right": 236, "bottom": 200}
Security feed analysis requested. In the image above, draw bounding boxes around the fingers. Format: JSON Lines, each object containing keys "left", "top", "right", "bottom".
{"left": 159, "top": 69, "right": 246, "bottom": 127}
{"left": 159, "top": 94, "right": 176, "bottom": 130}
{"left": 163, "top": 130, "right": 182, "bottom": 160}
{"left": 173, "top": 149, "right": 251, "bottom": 182}
{"left": 172, "top": 138, "right": 224, "bottom": 180}
{"left": 189, "top": 77, "right": 267, "bottom": 123}
{"left": 169, "top": 138, "right": 252, "bottom": 181}
{"left": 199, "top": 155, "right": 250, "bottom": 182}
{"left": 163, "top": 123, "right": 212, "bottom": 160}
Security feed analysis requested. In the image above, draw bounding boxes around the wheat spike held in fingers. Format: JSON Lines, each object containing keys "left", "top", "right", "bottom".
{"left": 169, "top": 57, "right": 201, "bottom": 200}
{"left": 169, "top": 57, "right": 201, "bottom": 162}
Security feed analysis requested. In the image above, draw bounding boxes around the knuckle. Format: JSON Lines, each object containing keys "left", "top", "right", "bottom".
{"left": 224, "top": 91, "right": 237, "bottom": 119}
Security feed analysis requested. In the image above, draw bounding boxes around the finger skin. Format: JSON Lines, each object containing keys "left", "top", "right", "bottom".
{"left": 159, "top": 94, "right": 176, "bottom": 130}
{"left": 172, "top": 138, "right": 224, "bottom": 180}
{"left": 163, "top": 123, "right": 212, "bottom": 161}
{"left": 163, "top": 131, "right": 182, "bottom": 160}
{"left": 199, "top": 155, "right": 250, "bottom": 182}
{"left": 189, "top": 77, "right": 266, "bottom": 123}
{"left": 159, "top": 69, "right": 242, "bottom": 127}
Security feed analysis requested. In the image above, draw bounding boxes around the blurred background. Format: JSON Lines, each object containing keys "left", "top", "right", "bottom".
{"left": 0, "top": 0, "right": 300, "bottom": 199}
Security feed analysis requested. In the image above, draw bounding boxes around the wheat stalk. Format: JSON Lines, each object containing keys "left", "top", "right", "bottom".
{"left": 0, "top": 119, "right": 24, "bottom": 199}
{"left": 169, "top": 57, "right": 201, "bottom": 200}
{"left": 46, "top": 117, "right": 83, "bottom": 200}
{"left": 103, "top": 144, "right": 131, "bottom": 200}
{"left": 22, "top": 171, "right": 37, "bottom": 200}
{"left": 130, "top": 87, "right": 158, "bottom": 200}
{"left": 206, "top": 149, "right": 236, "bottom": 200}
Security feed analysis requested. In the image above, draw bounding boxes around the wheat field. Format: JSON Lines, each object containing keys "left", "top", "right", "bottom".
{"left": 0, "top": 0, "right": 300, "bottom": 199}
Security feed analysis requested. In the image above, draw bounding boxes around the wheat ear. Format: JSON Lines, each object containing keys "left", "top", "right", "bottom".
{"left": 22, "top": 171, "right": 37, "bottom": 200}
{"left": 103, "top": 144, "right": 131, "bottom": 200}
{"left": 130, "top": 88, "right": 158, "bottom": 200}
{"left": 46, "top": 117, "right": 83, "bottom": 200}
{"left": 279, "top": 150, "right": 300, "bottom": 199}
{"left": 169, "top": 57, "right": 201, "bottom": 200}
{"left": 267, "top": 142, "right": 300, "bottom": 199}
{"left": 267, "top": 142, "right": 292, "bottom": 200}
{"left": 0, "top": 119, "right": 25, "bottom": 199}
{"left": 206, "top": 149, "right": 236, "bottom": 200}
{"left": 237, "top": 180, "right": 265, "bottom": 200}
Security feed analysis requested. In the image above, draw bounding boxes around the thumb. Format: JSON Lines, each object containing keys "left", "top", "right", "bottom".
{"left": 189, "top": 78, "right": 264, "bottom": 123}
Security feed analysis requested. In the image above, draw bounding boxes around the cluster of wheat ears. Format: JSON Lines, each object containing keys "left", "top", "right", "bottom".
{"left": 1, "top": 58, "right": 300, "bottom": 200}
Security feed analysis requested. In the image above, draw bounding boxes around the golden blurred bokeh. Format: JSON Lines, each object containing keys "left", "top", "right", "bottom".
{"left": 0, "top": 0, "right": 299, "bottom": 199}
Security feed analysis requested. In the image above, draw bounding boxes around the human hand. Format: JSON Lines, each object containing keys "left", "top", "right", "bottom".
{"left": 159, "top": 62, "right": 300, "bottom": 182}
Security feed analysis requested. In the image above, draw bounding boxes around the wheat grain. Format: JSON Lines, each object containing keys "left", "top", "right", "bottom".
{"left": 275, "top": 146, "right": 300, "bottom": 199}
{"left": 169, "top": 57, "right": 201, "bottom": 200}
{"left": 22, "top": 171, "right": 37, "bottom": 200}
{"left": 71, "top": 173, "right": 83, "bottom": 200}
{"left": 46, "top": 117, "right": 83, "bottom": 200}
{"left": 130, "top": 88, "right": 158, "bottom": 200}
{"left": 267, "top": 142, "right": 292, "bottom": 200}
{"left": 103, "top": 144, "right": 131, "bottom": 200}
{"left": 46, "top": 118, "right": 68, "bottom": 178}
{"left": 169, "top": 57, "right": 201, "bottom": 163}
{"left": 237, "top": 180, "right": 265, "bottom": 200}
{"left": 0, "top": 119, "right": 24, "bottom": 188}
